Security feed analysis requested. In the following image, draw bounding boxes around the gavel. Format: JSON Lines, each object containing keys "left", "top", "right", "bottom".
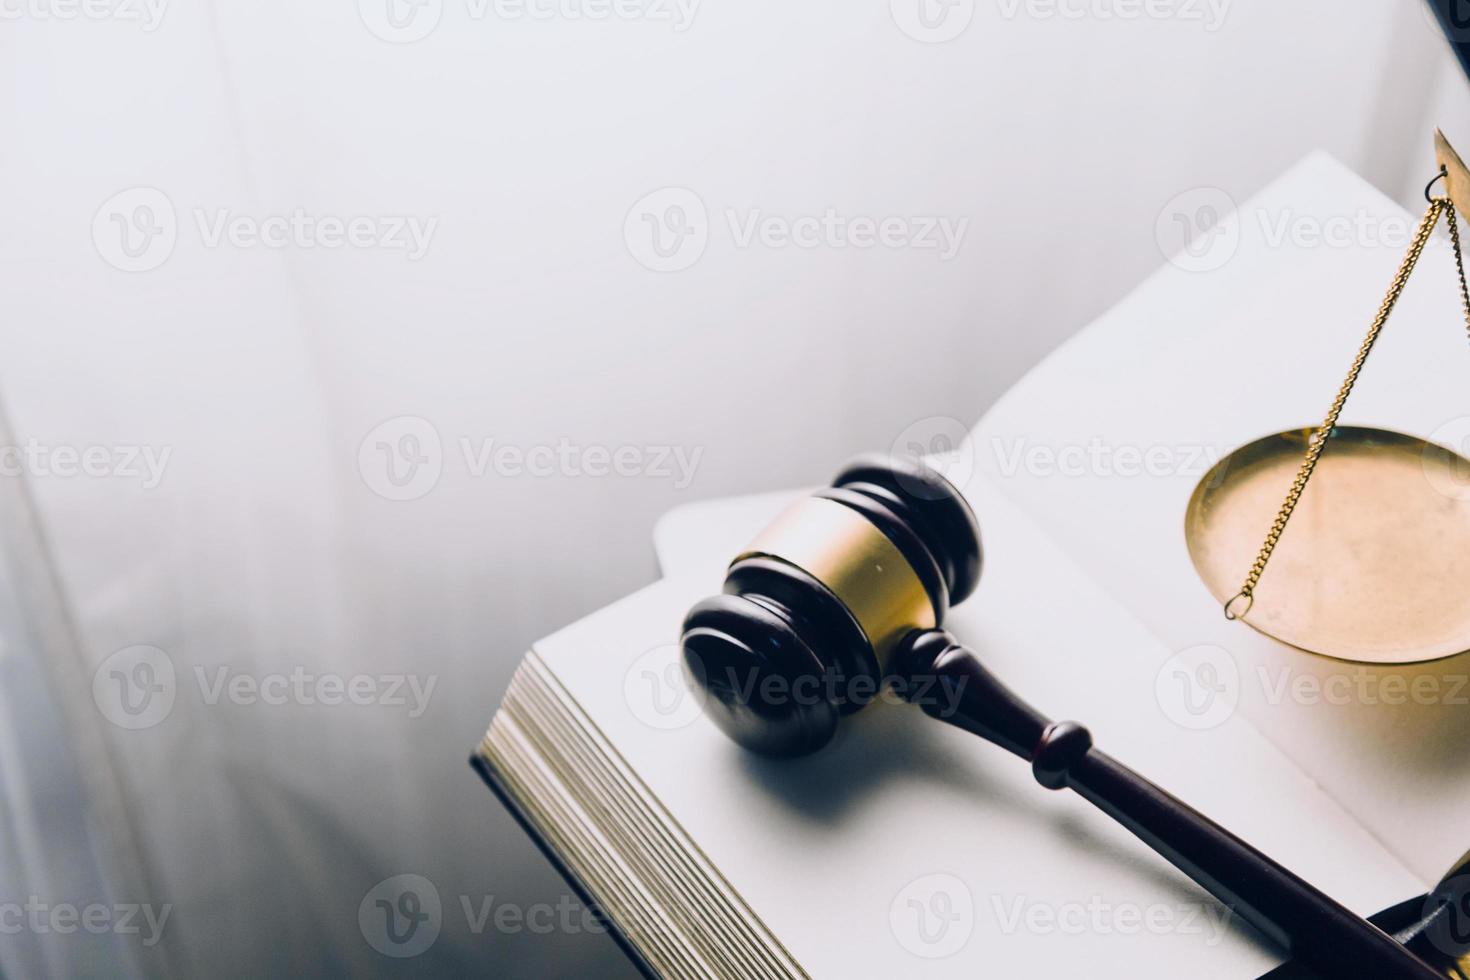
{"left": 679, "top": 454, "right": 1443, "bottom": 980}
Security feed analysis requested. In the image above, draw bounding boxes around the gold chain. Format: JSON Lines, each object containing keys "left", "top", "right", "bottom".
{"left": 1225, "top": 191, "right": 1470, "bottom": 620}
{"left": 1447, "top": 199, "right": 1470, "bottom": 342}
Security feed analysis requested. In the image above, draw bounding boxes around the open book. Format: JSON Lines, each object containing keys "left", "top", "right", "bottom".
{"left": 475, "top": 153, "right": 1470, "bottom": 977}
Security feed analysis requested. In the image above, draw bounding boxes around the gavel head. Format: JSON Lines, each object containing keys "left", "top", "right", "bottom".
{"left": 680, "top": 454, "right": 982, "bottom": 757}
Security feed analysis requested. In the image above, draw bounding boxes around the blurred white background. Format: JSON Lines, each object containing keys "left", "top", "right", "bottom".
{"left": 1, "top": 1, "right": 1467, "bottom": 976}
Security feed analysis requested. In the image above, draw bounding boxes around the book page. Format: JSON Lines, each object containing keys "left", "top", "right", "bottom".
{"left": 970, "top": 151, "right": 1470, "bottom": 887}
{"left": 551, "top": 479, "right": 1421, "bottom": 977}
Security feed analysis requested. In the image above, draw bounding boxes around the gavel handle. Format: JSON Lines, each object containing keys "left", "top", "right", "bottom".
{"left": 894, "top": 630, "right": 1441, "bottom": 980}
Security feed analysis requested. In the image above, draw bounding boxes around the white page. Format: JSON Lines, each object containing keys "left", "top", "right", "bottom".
{"left": 556, "top": 480, "right": 1421, "bottom": 977}
{"left": 971, "top": 151, "right": 1470, "bottom": 887}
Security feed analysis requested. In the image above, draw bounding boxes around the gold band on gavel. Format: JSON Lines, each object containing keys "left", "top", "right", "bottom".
{"left": 735, "top": 497, "right": 937, "bottom": 669}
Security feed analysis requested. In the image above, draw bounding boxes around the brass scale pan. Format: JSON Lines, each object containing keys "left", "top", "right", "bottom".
{"left": 1187, "top": 426, "right": 1470, "bottom": 665}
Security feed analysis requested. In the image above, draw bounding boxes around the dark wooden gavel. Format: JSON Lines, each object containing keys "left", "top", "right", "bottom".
{"left": 679, "top": 454, "right": 1442, "bottom": 979}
